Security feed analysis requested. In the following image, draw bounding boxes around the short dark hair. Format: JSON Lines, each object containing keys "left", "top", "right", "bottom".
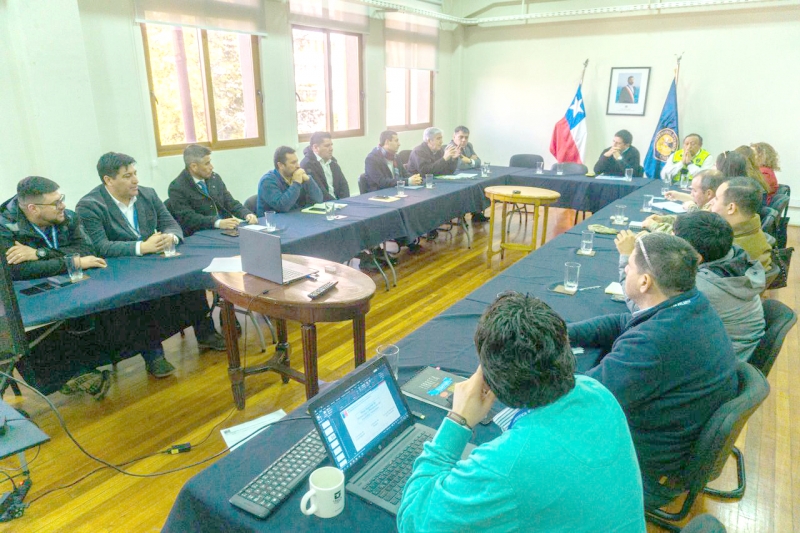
{"left": 722, "top": 176, "right": 762, "bottom": 217}
{"left": 632, "top": 233, "right": 698, "bottom": 297}
{"left": 17, "top": 176, "right": 59, "bottom": 205}
{"left": 379, "top": 130, "right": 397, "bottom": 146}
{"left": 685, "top": 133, "right": 703, "bottom": 145}
{"left": 273, "top": 146, "right": 296, "bottom": 169}
{"left": 97, "top": 152, "right": 136, "bottom": 182}
{"left": 309, "top": 132, "right": 331, "bottom": 148}
{"left": 454, "top": 126, "right": 470, "bottom": 135}
{"left": 474, "top": 293, "right": 575, "bottom": 409}
{"left": 716, "top": 150, "right": 747, "bottom": 178}
{"left": 615, "top": 129, "right": 632, "bottom": 145}
{"left": 183, "top": 144, "right": 211, "bottom": 168}
{"left": 696, "top": 169, "right": 725, "bottom": 193}
{"left": 674, "top": 211, "right": 733, "bottom": 263}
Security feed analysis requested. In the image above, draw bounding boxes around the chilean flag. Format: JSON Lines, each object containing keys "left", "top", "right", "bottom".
{"left": 550, "top": 85, "right": 587, "bottom": 164}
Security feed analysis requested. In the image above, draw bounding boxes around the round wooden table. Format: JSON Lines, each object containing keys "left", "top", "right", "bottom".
{"left": 484, "top": 185, "right": 561, "bottom": 267}
{"left": 212, "top": 255, "right": 376, "bottom": 409}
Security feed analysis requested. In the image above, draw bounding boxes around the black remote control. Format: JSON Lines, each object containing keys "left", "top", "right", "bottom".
{"left": 308, "top": 281, "right": 338, "bottom": 300}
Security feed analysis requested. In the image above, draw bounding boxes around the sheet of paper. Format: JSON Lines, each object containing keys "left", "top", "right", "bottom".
{"left": 203, "top": 257, "right": 243, "bottom": 273}
{"left": 221, "top": 409, "right": 287, "bottom": 451}
{"left": 457, "top": 173, "right": 478, "bottom": 178}
{"left": 436, "top": 174, "right": 469, "bottom": 180}
{"left": 605, "top": 282, "right": 624, "bottom": 296}
{"left": 651, "top": 201, "right": 686, "bottom": 213}
{"left": 405, "top": 185, "right": 424, "bottom": 190}
{"left": 310, "top": 202, "right": 347, "bottom": 210}
{"left": 369, "top": 196, "right": 401, "bottom": 202}
{"left": 594, "top": 175, "right": 628, "bottom": 181}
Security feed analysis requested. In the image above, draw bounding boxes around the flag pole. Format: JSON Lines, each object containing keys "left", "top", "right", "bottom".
{"left": 675, "top": 53, "right": 683, "bottom": 83}
{"left": 580, "top": 59, "right": 589, "bottom": 84}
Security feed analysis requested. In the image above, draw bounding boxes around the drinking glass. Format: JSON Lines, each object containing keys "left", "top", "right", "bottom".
{"left": 66, "top": 253, "right": 83, "bottom": 282}
{"left": 163, "top": 235, "right": 177, "bottom": 257}
{"left": 377, "top": 344, "right": 400, "bottom": 378}
{"left": 534, "top": 161, "right": 544, "bottom": 174}
{"left": 624, "top": 168, "right": 634, "bottom": 181}
{"left": 264, "top": 211, "right": 277, "bottom": 231}
{"left": 614, "top": 205, "right": 627, "bottom": 224}
{"left": 325, "top": 201, "right": 336, "bottom": 221}
{"left": 642, "top": 195, "right": 654, "bottom": 213}
{"left": 556, "top": 163, "right": 564, "bottom": 176}
{"left": 396, "top": 179, "right": 406, "bottom": 197}
{"left": 425, "top": 174, "right": 434, "bottom": 189}
{"left": 581, "top": 231, "right": 594, "bottom": 254}
{"left": 564, "top": 262, "right": 580, "bottom": 292}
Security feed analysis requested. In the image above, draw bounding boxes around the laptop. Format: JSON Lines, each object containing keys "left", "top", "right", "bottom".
{"left": 239, "top": 226, "right": 317, "bottom": 284}
{"left": 308, "top": 356, "right": 474, "bottom": 515}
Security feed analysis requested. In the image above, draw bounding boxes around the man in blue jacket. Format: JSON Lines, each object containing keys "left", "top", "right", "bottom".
{"left": 569, "top": 232, "right": 738, "bottom": 509}
{"left": 257, "top": 146, "right": 323, "bottom": 213}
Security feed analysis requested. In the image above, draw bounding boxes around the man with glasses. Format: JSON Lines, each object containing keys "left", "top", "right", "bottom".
{"left": 568, "top": 232, "right": 737, "bottom": 510}
{"left": 1, "top": 176, "right": 106, "bottom": 280}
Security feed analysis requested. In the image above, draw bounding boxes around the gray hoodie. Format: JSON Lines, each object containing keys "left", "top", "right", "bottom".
{"left": 619, "top": 244, "right": 765, "bottom": 361}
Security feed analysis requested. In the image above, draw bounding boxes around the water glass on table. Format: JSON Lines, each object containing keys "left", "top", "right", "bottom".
{"left": 580, "top": 231, "right": 594, "bottom": 255}
{"left": 556, "top": 163, "right": 564, "bottom": 176}
{"left": 564, "top": 262, "right": 581, "bottom": 292}
{"left": 263, "top": 211, "right": 277, "bottom": 231}
{"left": 396, "top": 179, "right": 406, "bottom": 197}
{"left": 624, "top": 168, "right": 633, "bottom": 181}
{"left": 613, "top": 205, "right": 627, "bottom": 225}
{"left": 642, "top": 195, "right": 654, "bottom": 213}
{"left": 377, "top": 344, "right": 400, "bottom": 378}
{"left": 163, "top": 235, "right": 177, "bottom": 257}
{"left": 66, "top": 253, "right": 83, "bottom": 282}
{"left": 325, "top": 201, "right": 336, "bottom": 221}
{"left": 425, "top": 174, "right": 434, "bottom": 189}
{"left": 535, "top": 161, "right": 544, "bottom": 174}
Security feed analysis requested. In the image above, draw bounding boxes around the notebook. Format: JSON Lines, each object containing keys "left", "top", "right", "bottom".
{"left": 239, "top": 226, "right": 316, "bottom": 284}
{"left": 308, "top": 357, "right": 473, "bottom": 515}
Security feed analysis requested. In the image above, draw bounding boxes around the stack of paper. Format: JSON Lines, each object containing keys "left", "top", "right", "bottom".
{"left": 220, "top": 410, "right": 287, "bottom": 451}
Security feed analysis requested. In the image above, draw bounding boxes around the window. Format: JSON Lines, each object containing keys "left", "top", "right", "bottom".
{"left": 386, "top": 68, "right": 433, "bottom": 130}
{"left": 292, "top": 26, "right": 364, "bottom": 140}
{"left": 141, "top": 24, "right": 264, "bottom": 156}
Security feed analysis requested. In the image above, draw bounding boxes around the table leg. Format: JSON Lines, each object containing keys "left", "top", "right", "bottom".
{"left": 222, "top": 299, "right": 245, "bottom": 410}
{"left": 500, "top": 201, "right": 508, "bottom": 260}
{"left": 353, "top": 315, "right": 366, "bottom": 367}
{"left": 530, "top": 203, "right": 540, "bottom": 252}
{"left": 541, "top": 205, "right": 550, "bottom": 247}
{"left": 486, "top": 197, "right": 496, "bottom": 267}
{"left": 275, "top": 319, "right": 291, "bottom": 384}
{"left": 301, "top": 324, "right": 319, "bottom": 399}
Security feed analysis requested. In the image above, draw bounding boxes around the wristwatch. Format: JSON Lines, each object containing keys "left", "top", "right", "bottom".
{"left": 36, "top": 248, "right": 47, "bottom": 259}
{"left": 446, "top": 412, "right": 472, "bottom": 430}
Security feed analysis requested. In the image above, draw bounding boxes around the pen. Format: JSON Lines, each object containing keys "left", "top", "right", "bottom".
{"left": 578, "top": 285, "right": 601, "bottom": 291}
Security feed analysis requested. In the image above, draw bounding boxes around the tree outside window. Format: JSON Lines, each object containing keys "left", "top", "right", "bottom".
{"left": 386, "top": 68, "right": 433, "bottom": 131}
{"left": 141, "top": 23, "right": 264, "bottom": 156}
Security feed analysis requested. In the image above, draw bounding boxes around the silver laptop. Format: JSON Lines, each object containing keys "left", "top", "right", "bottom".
{"left": 308, "top": 357, "right": 474, "bottom": 515}
{"left": 239, "top": 226, "right": 317, "bottom": 284}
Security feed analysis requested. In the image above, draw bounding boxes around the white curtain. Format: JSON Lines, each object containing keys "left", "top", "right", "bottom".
{"left": 385, "top": 12, "right": 438, "bottom": 71}
{"left": 133, "top": 0, "right": 268, "bottom": 36}
{"left": 289, "top": 0, "right": 370, "bottom": 34}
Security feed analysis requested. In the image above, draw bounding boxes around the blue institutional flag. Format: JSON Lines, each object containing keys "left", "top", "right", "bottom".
{"left": 643, "top": 79, "right": 679, "bottom": 179}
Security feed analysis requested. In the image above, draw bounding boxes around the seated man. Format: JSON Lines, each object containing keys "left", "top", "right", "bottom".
{"left": 77, "top": 152, "right": 226, "bottom": 378}
{"left": 398, "top": 293, "right": 646, "bottom": 532}
{"left": 257, "top": 146, "right": 323, "bottom": 213}
{"left": 446, "top": 126, "right": 481, "bottom": 171}
{"left": 593, "top": 129, "right": 642, "bottom": 177}
{"left": 1, "top": 176, "right": 106, "bottom": 280}
{"left": 167, "top": 144, "right": 257, "bottom": 236}
{"left": 406, "top": 127, "right": 459, "bottom": 177}
{"left": 643, "top": 169, "right": 725, "bottom": 233}
{"left": 364, "top": 130, "right": 421, "bottom": 192}
{"left": 300, "top": 132, "right": 350, "bottom": 202}
{"left": 570, "top": 232, "right": 738, "bottom": 509}
{"left": 710, "top": 176, "right": 772, "bottom": 270}
{"left": 661, "top": 133, "right": 714, "bottom": 183}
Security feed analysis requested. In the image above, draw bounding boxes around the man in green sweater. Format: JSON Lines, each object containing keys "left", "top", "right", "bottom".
{"left": 398, "top": 294, "right": 646, "bottom": 532}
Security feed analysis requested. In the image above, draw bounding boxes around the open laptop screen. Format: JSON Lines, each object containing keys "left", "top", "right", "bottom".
{"left": 310, "top": 358, "right": 411, "bottom": 474}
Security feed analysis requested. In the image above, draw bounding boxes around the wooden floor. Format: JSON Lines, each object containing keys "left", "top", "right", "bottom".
{"left": 1, "top": 211, "right": 797, "bottom": 533}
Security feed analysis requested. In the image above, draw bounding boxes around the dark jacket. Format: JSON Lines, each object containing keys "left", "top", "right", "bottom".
{"left": 256, "top": 169, "right": 324, "bottom": 214}
{"left": 363, "top": 146, "right": 410, "bottom": 192}
{"left": 568, "top": 288, "right": 738, "bottom": 483}
{"left": 0, "top": 196, "right": 95, "bottom": 280}
{"left": 76, "top": 185, "right": 184, "bottom": 258}
{"left": 407, "top": 142, "right": 458, "bottom": 176}
{"left": 300, "top": 146, "right": 350, "bottom": 201}
{"left": 167, "top": 169, "right": 252, "bottom": 236}
{"left": 446, "top": 141, "right": 482, "bottom": 171}
{"left": 593, "top": 146, "right": 642, "bottom": 177}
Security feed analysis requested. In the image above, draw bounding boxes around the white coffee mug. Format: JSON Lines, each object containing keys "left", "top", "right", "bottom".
{"left": 300, "top": 466, "right": 345, "bottom": 519}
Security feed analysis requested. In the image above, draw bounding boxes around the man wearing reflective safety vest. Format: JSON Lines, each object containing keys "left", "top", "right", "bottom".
{"left": 660, "top": 133, "right": 714, "bottom": 183}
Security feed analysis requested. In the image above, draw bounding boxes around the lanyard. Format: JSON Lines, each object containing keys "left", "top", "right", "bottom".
{"left": 32, "top": 224, "right": 58, "bottom": 250}
{"left": 508, "top": 408, "right": 532, "bottom": 430}
{"left": 129, "top": 206, "right": 141, "bottom": 238}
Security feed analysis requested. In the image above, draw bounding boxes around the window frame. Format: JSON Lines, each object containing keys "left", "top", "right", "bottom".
{"left": 291, "top": 25, "right": 365, "bottom": 143}
{"left": 386, "top": 68, "right": 434, "bottom": 132}
{"left": 140, "top": 24, "right": 265, "bottom": 157}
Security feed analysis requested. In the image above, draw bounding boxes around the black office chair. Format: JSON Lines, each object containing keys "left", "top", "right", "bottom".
{"left": 775, "top": 183, "right": 791, "bottom": 198}
{"left": 358, "top": 173, "right": 369, "bottom": 195}
{"left": 680, "top": 514, "right": 726, "bottom": 533}
{"left": 759, "top": 206, "right": 779, "bottom": 238}
{"left": 767, "top": 194, "right": 789, "bottom": 248}
{"left": 509, "top": 154, "right": 544, "bottom": 168}
{"left": 551, "top": 162, "right": 588, "bottom": 174}
{"left": 645, "top": 361, "right": 770, "bottom": 532}
{"left": 244, "top": 194, "right": 257, "bottom": 214}
{"left": 397, "top": 150, "right": 411, "bottom": 170}
{"left": 748, "top": 299, "right": 797, "bottom": 378}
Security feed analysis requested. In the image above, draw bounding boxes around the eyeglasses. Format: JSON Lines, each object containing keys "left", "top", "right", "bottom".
{"left": 32, "top": 194, "right": 66, "bottom": 208}
{"left": 636, "top": 234, "right": 654, "bottom": 272}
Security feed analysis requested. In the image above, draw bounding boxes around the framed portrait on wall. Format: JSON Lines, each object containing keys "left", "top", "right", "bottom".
{"left": 607, "top": 67, "right": 651, "bottom": 116}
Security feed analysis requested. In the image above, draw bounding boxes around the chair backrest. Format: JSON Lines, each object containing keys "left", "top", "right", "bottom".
{"left": 244, "top": 195, "right": 257, "bottom": 214}
{"left": 768, "top": 193, "right": 790, "bottom": 219}
{"left": 358, "top": 173, "right": 369, "bottom": 195}
{"left": 748, "top": 299, "right": 797, "bottom": 377}
{"left": 775, "top": 183, "right": 791, "bottom": 198}
{"left": 551, "top": 162, "right": 589, "bottom": 174}
{"left": 509, "top": 154, "right": 544, "bottom": 168}
{"left": 759, "top": 206, "right": 779, "bottom": 237}
{"left": 397, "top": 150, "right": 411, "bottom": 168}
{"left": 681, "top": 362, "right": 769, "bottom": 496}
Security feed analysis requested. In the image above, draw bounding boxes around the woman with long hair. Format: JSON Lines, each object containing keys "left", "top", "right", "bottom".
{"left": 751, "top": 142, "right": 780, "bottom": 203}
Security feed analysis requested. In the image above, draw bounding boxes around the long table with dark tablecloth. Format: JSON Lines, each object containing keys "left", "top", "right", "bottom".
{"left": 162, "top": 177, "right": 664, "bottom": 532}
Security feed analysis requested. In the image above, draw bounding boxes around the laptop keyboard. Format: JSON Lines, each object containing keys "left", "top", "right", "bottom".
{"left": 229, "top": 430, "right": 327, "bottom": 519}
{"left": 283, "top": 267, "right": 304, "bottom": 279}
{"left": 363, "top": 433, "right": 431, "bottom": 505}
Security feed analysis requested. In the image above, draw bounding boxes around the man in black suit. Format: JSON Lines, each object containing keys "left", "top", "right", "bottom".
{"left": 299, "top": 132, "right": 350, "bottom": 201}
{"left": 77, "top": 152, "right": 226, "bottom": 378}
{"left": 363, "top": 130, "right": 422, "bottom": 192}
{"left": 167, "top": 144, "right": 257, "bottom": 236}
{"left": 593, "top": 130, "right": 642, "bottom": 177}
